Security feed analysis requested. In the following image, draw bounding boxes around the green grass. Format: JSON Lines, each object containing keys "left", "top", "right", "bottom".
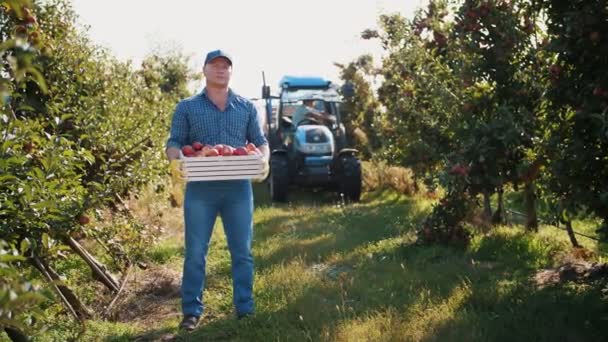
{"left": 143, "top": 235, "right": 184, "bottom": 265}
{"left": 12, "top": 185, "right": 607, "bottom": 342}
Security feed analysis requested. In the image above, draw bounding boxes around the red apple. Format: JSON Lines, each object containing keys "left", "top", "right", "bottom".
{"left": 15, "top": 25, "right": 27, "bottom": 36}
{"left": 22, "top": 141, "right": 34, "bottom": 153}
{"left": 246, "top": 143, "right": 257, "bottom": 152}
{"left": 549, "top": 64, "right": 562, "bottom": 77}
{"left": 194, "top": 150, "right": 205, "bottom": 157}
{"left": 181, "top": 145, "right": 195, "bottom": 157}
{"left": 479, "top": 4, "right": 490, "bottom": 17}
{"left": 590, "top": 31, "right": 601, "bottom": 43}
{"left": 593, "top": 86, "right": 605, "bottom": 97}
{"left": 78, "top": 215, "right": 90, "bottom": 225}
{"left": 192, "top": 141, "right": 204, "bottom": 151}
{"left": 204, "top": 148, "right": 219, "bottom": 157}
{"left": 222, "top": 145, "right": 234, "bottom": 156}
{"left": 213, "top": 144, "right": 224, "bottom": 155}
{"left": 233, "top": 147, "right": 248, "bottom": 156}
{"left": 449, "top": 164, "right": 469, "bottom": 176}
{"left": 23, "top": 9, "right": 37, "bottom": 25}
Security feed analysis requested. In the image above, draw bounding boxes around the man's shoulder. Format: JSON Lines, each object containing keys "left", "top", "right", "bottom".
{"left": 173, "top": 94, "right": 204, "bottom": 113}
{"left": 178, "top": 94, "right": 201, "bottom": 106}
{"left": 231, "top": 92, "right": 255, "bottom": 108}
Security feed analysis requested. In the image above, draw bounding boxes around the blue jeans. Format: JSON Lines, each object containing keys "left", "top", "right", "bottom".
{"left": 181, "top": 180, "right": 254, "bottom": 317}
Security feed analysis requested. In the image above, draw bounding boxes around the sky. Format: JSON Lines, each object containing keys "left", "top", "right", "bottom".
{"left": 70, "top": 0, "right": 426, "bottom": 99}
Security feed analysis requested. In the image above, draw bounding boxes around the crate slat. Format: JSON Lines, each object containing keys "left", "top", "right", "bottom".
{"left": 185, "top": 165, "right": 263, "bottom": 172}
{"left": 186, "top": 173, "right": 265, "bottom": 181}
{"left": 181, "top": 153, "right": 265, "bottom": 182}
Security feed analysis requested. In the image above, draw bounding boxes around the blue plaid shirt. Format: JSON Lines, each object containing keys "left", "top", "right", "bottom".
{"left": 166, "top": 88, "right": 267, "bottom": 149}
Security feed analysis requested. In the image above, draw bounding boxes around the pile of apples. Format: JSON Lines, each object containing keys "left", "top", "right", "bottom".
{"left": 181, "top": 142, "right": 262, "bottom": 157}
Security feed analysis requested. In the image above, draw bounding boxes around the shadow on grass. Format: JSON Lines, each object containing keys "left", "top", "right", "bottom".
{"left": 104, "top": 189, "right": 606, "bottom": 341}
{"left": 254, "top": 195, "right": 426, "bottom": 271}
{"left": 470, "top": 231, "right": 561, "bottom": 270}
{"left": 181, "top": 244, "right": 469, "bottom": 341}
{"left": 252, "top": 182, "right": 342, "bottom": 208}
{"left": 425, "top": 274, "right": 608, "bottom": 342}
{"left": 108, "top": 326, "right": 177, "bottom": 342}
{"left": 186, "top": 227, "right": 606, "bottom": 341}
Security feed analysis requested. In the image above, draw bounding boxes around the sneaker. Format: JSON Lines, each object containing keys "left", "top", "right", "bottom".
{"left": 237, "top": 312, "right": 254, "bottom": 320}
{"left": 179, "top": 315, "right": 199, "bottom": 331}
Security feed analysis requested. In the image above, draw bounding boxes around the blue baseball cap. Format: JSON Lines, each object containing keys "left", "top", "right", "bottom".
{"left": 204, "top": 49, "right": 232, "bottom": 66}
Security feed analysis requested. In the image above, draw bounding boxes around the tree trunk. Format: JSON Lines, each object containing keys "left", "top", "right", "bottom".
{"left": 31, "top": 257, "right": 92, "bottom": 320}
{"left": 64, "top": 237, "right": 120, "bottom": 293}
{"left": 4, "top": 327, "right": 29, "bottom": 342}
{"left": 524, "top": 182, "right": 538, "bottom": 232}
{"left": 483, "top": 190, "right": 493, "bottom": 225}
{"left": 492, "top": 187, "right": 504, "bottom": 225}
{"left": 564, "top": 220, "right": 581, "bottom": 248}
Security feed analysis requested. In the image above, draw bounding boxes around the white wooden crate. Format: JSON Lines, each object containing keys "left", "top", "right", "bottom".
{"left": 182, "top": 154, "right": 264, "bottom": 181}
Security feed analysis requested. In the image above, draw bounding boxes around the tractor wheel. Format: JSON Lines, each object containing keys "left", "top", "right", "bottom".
{"left": 339, "top": 155, "right": 361, "bottom": 202}
{"left": 269, "top": 154, "right": 289, "bottom": 202}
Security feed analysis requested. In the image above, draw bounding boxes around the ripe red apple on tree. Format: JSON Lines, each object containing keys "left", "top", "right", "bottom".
{"left": 14, "top": 25, "right": 27, "bottom": 36}
{"left": 22, "top": 8, "right": 37, "bottom": 25}
{"left": 549, "top": 64, "right": 561, "bottom": 76}
{"left": 449, "top": 164, "right": 470, "bottom": 176}
{"left": 78, "top": 215, "right": 90, "bottom": 225}
{"left": 22, "top": 141, "right": 34, "bottom": 153}
{"left": 479, "top": 3, "right": 490, "bottom": 17}
{"left": 466, "top": 9, "right": 478, "bottom": 20}
{"left": 593, "top": 86, "right": 606, "bottom": 97}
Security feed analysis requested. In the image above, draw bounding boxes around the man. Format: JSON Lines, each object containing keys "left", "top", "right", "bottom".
{"left": 291, "top": 98, "right": 336, "bottom": 127}
{"left": 165, "top": 49, "right": 270, "bottom": 332}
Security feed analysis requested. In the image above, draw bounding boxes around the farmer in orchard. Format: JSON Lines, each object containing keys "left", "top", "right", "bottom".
{"left": 165, "top": 49, "right": 270, "bottom": 331}
{"left": 292, "top": 98, "right": 336, "bottom": 127}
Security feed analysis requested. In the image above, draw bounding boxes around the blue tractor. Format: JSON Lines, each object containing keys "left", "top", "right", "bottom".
{"left": 261, "top": 75, "right": 361, "bottom": 202}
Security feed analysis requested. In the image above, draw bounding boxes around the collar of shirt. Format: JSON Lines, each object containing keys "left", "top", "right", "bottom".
{"left": 200, "top": 87, "right": 236, "bottom": 111}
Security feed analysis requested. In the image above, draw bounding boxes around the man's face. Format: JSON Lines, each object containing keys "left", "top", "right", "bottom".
{"left": 203, "top": 57, "right": 232, "bottom": 87}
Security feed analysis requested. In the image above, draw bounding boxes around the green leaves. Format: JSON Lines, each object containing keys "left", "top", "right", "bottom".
{"left": 0, "top": 240, "right": 45, "bottom": 333}
{"left": 1, "top": 0, "right": 197, "bottom": 333}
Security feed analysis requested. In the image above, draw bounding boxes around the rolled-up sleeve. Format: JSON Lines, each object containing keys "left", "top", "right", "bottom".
{"left": 166, "top": 101, "right": 188, "bottom": 149}
{"left": 247, "top": 103, "right": 268, "bottom": 146}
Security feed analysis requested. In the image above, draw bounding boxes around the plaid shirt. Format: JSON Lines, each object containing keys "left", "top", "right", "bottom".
{"left": 166, "top": 88, "right": 267, "bottom": 149}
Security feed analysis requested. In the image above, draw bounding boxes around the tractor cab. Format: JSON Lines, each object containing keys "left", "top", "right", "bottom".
{"left": 262, "top": 76, "right": 361, "bottom": 202}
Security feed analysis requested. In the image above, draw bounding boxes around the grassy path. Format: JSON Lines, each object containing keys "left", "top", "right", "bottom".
{"left": 46, "top": 186, "right": 607, "bottom": 341}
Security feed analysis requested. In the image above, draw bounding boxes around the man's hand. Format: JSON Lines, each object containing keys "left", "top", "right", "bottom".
{"left": 253, "top": 145, "right": 270, "bottom": 183}
{"left": 166, "top": 147, "right": 181, "bottom": 161}
{"left": 253, "top": 156, "right": 269, "bottom": 183}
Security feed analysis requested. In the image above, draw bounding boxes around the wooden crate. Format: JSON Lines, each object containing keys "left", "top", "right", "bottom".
{"left": 182, "top": 154, "right": 264, "bottom": 182}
